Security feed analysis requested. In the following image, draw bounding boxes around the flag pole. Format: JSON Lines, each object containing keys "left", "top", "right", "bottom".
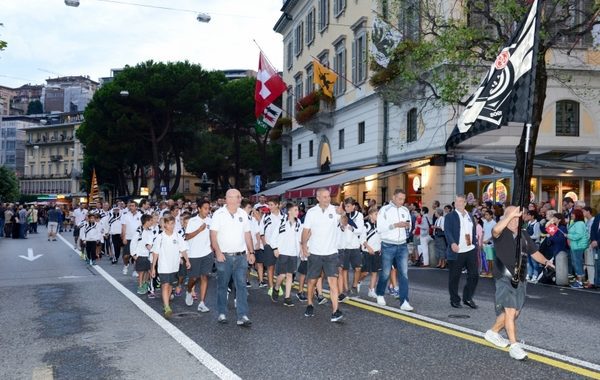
{"left": 253, "top": 39, "right": 283, "bottom": 74}
{"left": 512, "top": 0, "right": 542, "bottom": 289}
{"left": 310, "top": 55, "right": 361, "bottom": 90}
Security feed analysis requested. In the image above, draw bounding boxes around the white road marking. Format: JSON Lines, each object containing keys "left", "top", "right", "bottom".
{"left": 56, "top": 234, "right": 241, "bottom": 380}
{"left": 32, "top": 365, "right": 54, "bottom": 380}
{"left": 19, "top": 248, "right": 43, "bottom": 262}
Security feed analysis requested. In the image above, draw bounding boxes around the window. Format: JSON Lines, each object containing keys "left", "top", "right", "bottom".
{"left": 297, "top": 143, "right": 302, "bottom": 159}
{"left": 407, "top": 108, "right": 418, "bottom": 143}
{"left": 556, "top": 100, "right": 580, "bottom": 136}
{"left": 41, "top": 164, "right": 45, "bottom": 175}
{"left": 546, "top": 0, "right": 594, "bottom": 47}
{"left": 309, "top": 140, "right": 314, "bottom": 157}
{"left": 6, "top": 140, "right": 15, "bottom": 150}
{"left": 286, "top": 41, "right": 293, "bottom": 70}
{"left": 305, "top": 64, "right": 314, "bottom": 95}
{"left": 352, "top": 26, "right": 368, "bottom": 84}
{"left": 318, "top": 50, "right": 329, "bottom": 67}
{"left": 288, "top": 148, "right": 293, "bottom": 166}
{"left": 338, "top": 129, "right": 345, "bottom": 150}
{"left": 294, "top": 22, "right": 304, "bottom": 56}
{"left": 294, "top": 74, "right": 304, "bottom": 116}
{"left": 333, "top": 0, "right": 346, "bottom": 17}
{"left": 333, "top": 39, "right": 346, "bottom": 96}
{"left": 399, "top": 0, "right": 420, "bottom": 41}
{"left": 306, "top": 8, "right": 316, "bottom": 45}
{"left": 318, "top": 0, "right": 329, "bottom": 32}
{"left": 358, "top": 122, "right": 365, "bottom": 144}
{"left": 285, "top": 88, "right": 293, "bottom": 118}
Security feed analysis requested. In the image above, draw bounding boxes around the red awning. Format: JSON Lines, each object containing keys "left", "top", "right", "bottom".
{"left": 285, "top": 184, "right": 339, "bottom": 199}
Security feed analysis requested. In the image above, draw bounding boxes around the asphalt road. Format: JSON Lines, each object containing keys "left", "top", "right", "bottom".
{"left": 1, "top": 229, "right": 599, "bottom": 380}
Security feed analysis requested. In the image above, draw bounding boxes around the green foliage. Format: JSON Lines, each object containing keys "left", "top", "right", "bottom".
{"left": 0, "top": 22, "right": 6, "bottom": 52}
{"left": 26, "top": 100, "right": 43, "bottom": 115}
{"left": 0, "top": 166, "right": 20, "bottom": 202}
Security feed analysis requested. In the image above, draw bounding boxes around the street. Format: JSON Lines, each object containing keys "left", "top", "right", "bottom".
{"left": 1, "top": 229, "right": 599, "bottom": 380}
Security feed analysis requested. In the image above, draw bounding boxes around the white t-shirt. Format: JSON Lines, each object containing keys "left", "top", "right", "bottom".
{"left": 134, "top": 228, "right": 154, "bottom": 257}
{"left": 185, "top": 215, "right": 212, "bottom": 258}
{"left": 210, "top": 207, "right": 251, "bottom": 253}
{"left": 250, "top": 216, "right": 263, "bottom": 249}
{"left": 303, "top": 204, "right": 341, "bottom": 256}
{"left": 121, "top": 210, "right": 142, "bottom": 240}
{"left": 73, "top": 208, "right": 88, "bottom": 225}
{"left": 152, "top": 231, "right": 187, "bottom": 274}
{"left": 260, "top": 212, "right": 283, "bottom": 246}
{"left": 456, "top": 210, "right": 475, "bottom": 253}
{"left": 482, "top": 219, "right": 496, "bottom": 244}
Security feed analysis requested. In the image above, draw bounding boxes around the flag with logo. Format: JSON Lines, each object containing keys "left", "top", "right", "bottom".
{"left": 89, "top": 168, "right": 100, "bottom": 206}
{"left": 256, "top": 103, "right": 283, "bottom": 134}
{"left": 313, "top": 59, "right": 338, "bottom": 98}
{"left": 255, "top": 52, "right": 287, "bottom": 119}
{"left": 446, "top": 0, "right": 541, "bottom": 150}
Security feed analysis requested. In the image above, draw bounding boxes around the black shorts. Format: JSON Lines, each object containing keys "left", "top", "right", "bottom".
{"left": 262, "top": 244, "right": 277, "bottom": 267}
{"left": 307, "top": 253, "right": 338, "bottom": 279}
{"left": 362, "top": 251, "right": 382, "bottom": 273}
{"left": 158, "top": 272, "right": 178, "bottom": 285}
{"left": 276, "top": 255, "right": 297, "bottom": 275}
{"left": 178, "top": 260, "right": 187, "bottom": 278}
{"left": 188, "top": 254, "right": 214, "bottom": 277}
{"left": 494, "top": 276, "right": 527, "bottom": 316}
{"left": 122, "top": 240, "right": 132, "bottom": 257}
{"left": 73, "top": 225, "right": 80, "bottom": 237}
{"left": 254, "top": 249, "right": 265, "bottom": 264}
{"left": 134, "top": 256, "right": 151, "bottom": 272}
{"left": 297, "top": 260, "right": 308, "bottom": 275}
{"left": 340, "top": 248, "right": 362, "bottom": 270}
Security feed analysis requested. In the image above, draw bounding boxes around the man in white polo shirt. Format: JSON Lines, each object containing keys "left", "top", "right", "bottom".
{"left": 210, "top": 189, "right": 255, "bottom": 327}
{"left": 121, "top": 200, "right": 142, "bottom": 275}
{"left": 73, "top": 203, "right": 88, "bottom": 247}
{"left": 301, "top": 188, "right": 344, "bottom": 322}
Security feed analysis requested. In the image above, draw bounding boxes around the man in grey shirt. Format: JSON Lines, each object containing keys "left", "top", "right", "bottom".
{"left": 18, "top": 206, "right": 29, "bottom": 239}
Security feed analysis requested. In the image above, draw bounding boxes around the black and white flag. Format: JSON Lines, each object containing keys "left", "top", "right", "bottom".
{"left": 446, "top": 0, "right": 541, "bottom": 150}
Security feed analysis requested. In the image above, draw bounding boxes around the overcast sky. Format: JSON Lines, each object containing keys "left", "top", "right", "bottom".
{"left": 0, "top": 0, "right": 284, "bottom": 88}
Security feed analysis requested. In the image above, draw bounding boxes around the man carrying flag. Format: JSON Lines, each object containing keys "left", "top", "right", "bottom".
{"left": 313, "top": 59, "right": 338, "bottom": 98}
{"left": 255, "top": 51, "right": 287, "bottom": 134}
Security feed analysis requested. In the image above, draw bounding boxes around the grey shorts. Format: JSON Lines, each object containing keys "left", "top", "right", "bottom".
{"left": 188, "top": 254, "right": 214, "bottom": 277}
{"left": 494, "top": 277, "right": 527, "bottom": 316}
{"left": 297, "top": 260, "right": 308, "bottom": 275}
{"left": 340, "top": 248, "right": 362, "bottom": 270}
{"left": 134, "top": 256, "right": 151, "bottom": 272}
{"left": 276, "top": 255, "right": 298, "bottom": 275}
{"left": 362, "top": 251, "right": 381, "bottom": 273}
{"left": 254, "top": 249, "right": 265, "bottom": 264}
{"left": 262, "top": 244, "right": 276, "bottom": 267}
{"left": 307, "top": 253, "right": 338, "bottom": 279}
{"left": 158, "top": 272, "right": 178, "bottom": 285}
{"left": 178, "top": 260, "right": 187, "bottom": 278}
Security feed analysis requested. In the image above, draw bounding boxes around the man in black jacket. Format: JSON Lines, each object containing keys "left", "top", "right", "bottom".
{"left": 444, "top": 195, "right": 478, "bottom": 309}
{"left": 590, "top": 212, "right": 600, "bottom": 287}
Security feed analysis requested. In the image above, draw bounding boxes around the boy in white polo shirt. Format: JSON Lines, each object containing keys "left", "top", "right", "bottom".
{"left": 150, "top": 214, "right": 191, "bottom": 318}
{"left": 184, "top": 200, "right": 213, "bottom": 313}
{"left": 132, "top": 214, "right": 154, "bottom": 295}
{"left": 270, "top": 202, "right": 302, "bottom": 307}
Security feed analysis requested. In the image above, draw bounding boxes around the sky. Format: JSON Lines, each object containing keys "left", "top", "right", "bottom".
{"left": 0, "top": 0, "right": 284, "bottom": 88}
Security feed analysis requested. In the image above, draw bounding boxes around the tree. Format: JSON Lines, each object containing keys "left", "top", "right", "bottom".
{"left": 372, "top": 0, "right": 599, "bottom": 203}
{"left": 0, "top": 166, "right": 20, "bottom": 202}
{"left": 27, "top": 100, "right": 43, "bottom": 115}
{"left": 0, "top": 22, "right": 6, "bottom": 53}
{"left": 78, "top": 61, "right": 226, "bottom": 197}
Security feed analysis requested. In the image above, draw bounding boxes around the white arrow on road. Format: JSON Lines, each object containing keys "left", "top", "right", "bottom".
{"left": 19, "top": 248, "right": 43, "bottom": 262}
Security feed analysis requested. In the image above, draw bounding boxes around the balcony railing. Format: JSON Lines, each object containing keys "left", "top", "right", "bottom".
{"left": 26, "top": 136, "right": 75, "bottom": 146}
{"left": 50, "top": 155, "right": 63, "bottom": 162}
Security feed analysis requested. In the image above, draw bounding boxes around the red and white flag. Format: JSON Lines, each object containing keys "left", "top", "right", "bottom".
{"left": 255, "top": 52, "right": 287, "bottom": 118}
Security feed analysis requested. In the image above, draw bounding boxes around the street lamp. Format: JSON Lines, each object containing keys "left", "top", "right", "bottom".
{"left": 196, "top": 13, "right": 211, "bottom": 23}
{"left": 64, "top": 0, "right": 80, "bottom": 7}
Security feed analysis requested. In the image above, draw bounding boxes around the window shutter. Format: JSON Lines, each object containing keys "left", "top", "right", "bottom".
{"left": 351, "top": 38, "right": 356, "bottom": 84}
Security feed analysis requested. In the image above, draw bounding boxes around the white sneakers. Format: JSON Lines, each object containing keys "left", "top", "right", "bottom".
{"left": 197, "top": 302, "right": 210, "bottom": 313}
{"left": 400, "top": 300, "right": 414, "bottom": 312}
{"left": 376, "top": 296, "right": 386, "bottom": 306}
{"left": 185, "top": 292, "right": 193, "bottom": 306}
{"left": 484, "top": 330, "right": 509, "bottom": 348}
{"left": 509, "top": 343, "right": 528, "bottom": 360}
{"left": 122, "top": 265, "right": 128, "bottom": 275}
{"left": 367, "top": 289, "right": 377, "bottom": 299}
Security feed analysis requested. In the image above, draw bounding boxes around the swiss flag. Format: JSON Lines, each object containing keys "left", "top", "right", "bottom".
{"left": 255, "top": 52, "right": 287, "bottom": 118}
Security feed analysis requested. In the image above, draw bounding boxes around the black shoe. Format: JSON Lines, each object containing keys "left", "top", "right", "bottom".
{"left": 330, "top": 309, "right": 343, "bottom": 322}
{"left": 283, "top": 297, "right": 294, "bottom": 307}
{"left": 246, "top": 281, "right": 251, "bottom": 288}
{"left": 338, "top": 293, "right": 347, "bottom": 302}
{"left": 258, "top": 281, "right": 268, "bottom": 288}
{"left": 271, "top": 289, "right": 279, "bottom": 302}
{"left": 463, "top": 300, "right": 478, "bottom": 309}
{"left": 296, "top": 292, "right": 307, "bottom": 302}
{"left": 317, "top": 295, "right": 328, "bottom": 305}
{"left": 450, "top": 301, "right": 463, "bottom": 308}
{"left": 304, "top": 304, "right": 314, "bottom": 317}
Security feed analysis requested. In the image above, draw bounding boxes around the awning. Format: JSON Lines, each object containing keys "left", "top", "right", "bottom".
{"left": 257, "top": 172, "right": 340, "bottom": 198}
{"left": 285, "top": 163, "right": 407, "bottom": 199}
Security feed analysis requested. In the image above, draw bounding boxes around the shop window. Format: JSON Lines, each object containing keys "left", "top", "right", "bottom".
{"left": 556, "top": 100, "right": 579, "bottom": 136}
{"left": 464, "top": 163, "right": 477, "bottom": 176}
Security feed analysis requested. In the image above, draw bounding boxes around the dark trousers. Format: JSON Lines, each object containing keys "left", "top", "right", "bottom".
{"left": 85, "top": 241, "right": 97, "bottom": 262}
{"left": 111, "top": 234, "right": 123, "bottom": 260}
{"left": 448, "top": 248, "right": 479, "bottom": 303}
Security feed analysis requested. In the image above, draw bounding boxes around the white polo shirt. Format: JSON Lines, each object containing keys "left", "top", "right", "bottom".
{"left": 210, "top": 207, "right": 250, "bottom": 253}
{"left": 186, "top": 215, "right": 212, "bottom": 258}
{"left": 121, "top": 210, "right": 142, "bottom": 240}
{"left": 152, "top": 231, "right": 188, "bottom": 274}
{"left": 74, "top": 208, "right": 88, "bottom": 226}
{"left": 303, "top": 204, "right": 341, "bottom": 256}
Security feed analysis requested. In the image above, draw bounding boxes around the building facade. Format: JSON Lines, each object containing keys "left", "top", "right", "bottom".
{"left": 0, "top": 115, "right": 33, "bottom": 176}
{"left": 42, "top": 76, "right": 99, "bottom": 113}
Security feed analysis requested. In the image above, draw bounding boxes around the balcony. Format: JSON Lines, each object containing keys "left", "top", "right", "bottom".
{"left": 50, "top": 155, "right": 63, "bottom": 162}
{"left": 26, "top": 135, "right": 75, "bottom": 146}
{"left": 295, "top": 92, "right": 334, "bottom": 134}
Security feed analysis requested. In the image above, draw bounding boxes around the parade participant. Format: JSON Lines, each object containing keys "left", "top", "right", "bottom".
{"left": 81, "top": 213, "right": 102, "bottom": 265}
{"left": 132, "top": 214, "right": 154, "bottom": 294}
{"left": 301, "top": 188, "right": 344, "bottom": 322}
{"left": 73, "top": 203, "right": 88, "bottom": 246}
{"left": 481, "top": 209, "right": 497, "bottom": 277}
{"left": 260, "top": 200, "right": 283, "bottom": 296}
{"left": 174, "top": 212, "right": 191, "bottom": 297}
{"left": 270, "top": 202, "right": 302, "bottom": 306}
{"left": 150, "top": 214, "right": 190, "bottom": 318}
{"left": 99, "top": 202, "right": 111, "bottom": 259}
{"left": 184, "top": 200, "right": 213, "bottom": 313}
{"left": 249, "top": 207, "right": 264, "bottom": 287}
{"left": 210, "top": 189, "right": 255, "bottom": 326}
{"left": 108, "top": 205, "right": 122, "bottom": 264}
{"left": 338, "top": 197, "right": 364, "bottom": 299}
{"left": 47, "top": 206, "right": 61, "bottom": 241}
{"left": 484, "top": 206, "right": 554, "bottom": 360}
{"left": 375, "top": 189, "right": 414, "bottom": 311}
{"left": 121, "top": 201, "right": 142, "bottom": 275}
{"left": 361, "top": 207, "right": 381, "bottom": 298}
{"left": 444, "top": 194, "right": 479, "bottom": 309}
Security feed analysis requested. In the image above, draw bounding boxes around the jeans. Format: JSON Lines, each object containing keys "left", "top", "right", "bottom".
{"left": 594, "top": 248, "right": 600, "bottom": 286}
{"left": 0, "top": 219, "right": 4, "bottom": 237}
{"left": 527, "top": 254, "right": 539, "bottom": 278}
{"left": 216, "top": 255, "right": 249, "bottom": 318}
{"left": 376, "top": 242, "right": 409, "bottom": 303}
{"left": 20, "top": 223, "right": 28, "bottom": 239}
{"left": 570, "top": 248, "right": 585, "bottom": 277}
